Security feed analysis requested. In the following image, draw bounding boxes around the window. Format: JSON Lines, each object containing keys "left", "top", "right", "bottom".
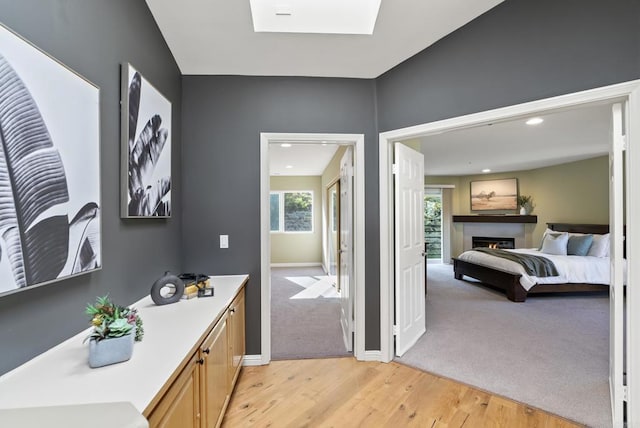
{"left": 270, "top": 191, "right": 313, "bottom": 232}
{"left": 424, "top": 188, "right": 442, "bottom": 260}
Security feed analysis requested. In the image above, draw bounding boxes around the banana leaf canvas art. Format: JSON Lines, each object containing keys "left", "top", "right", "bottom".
{"left": 121, "top": 63, "right": 171, "bottom": 218}
{"left": 0, "top": 24, "right": 101, "bottom": 297}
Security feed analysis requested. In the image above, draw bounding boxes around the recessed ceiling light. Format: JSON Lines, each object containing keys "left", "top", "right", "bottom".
{"left": 281, "top": 143, "right": 292, "bottom": 148}
{"left": 285, "top": 165, "right": 293, "bottom": 169}
{"left": 482, "top": 169, "right": 491, "bottom": 173}
{"left": 526, "top": 117, "right": 544, "bottom": 126}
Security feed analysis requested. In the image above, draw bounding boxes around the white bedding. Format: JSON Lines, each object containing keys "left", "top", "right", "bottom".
{"left": 457, "top": 248, "right": 611, "bottom": 291}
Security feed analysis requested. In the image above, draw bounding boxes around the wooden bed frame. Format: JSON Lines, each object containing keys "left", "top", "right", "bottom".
{"left": 452, "top": 223, "right": 610, "bottom": 302}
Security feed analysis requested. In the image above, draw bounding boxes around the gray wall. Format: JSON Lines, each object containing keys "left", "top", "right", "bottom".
{"left": 163, "top": 0, "right": 640, "bottom": 358}
{"left": 181, "top": 76, "right": 379, "bottom": 353}
{"left": 377, "top": 0, "right": 640, "bottom": 131}
{"left": 3, "top": 0, "right": 639, "bottom": 375}
{"left": 0, "top": 0, "right": 183, "bottom": 375}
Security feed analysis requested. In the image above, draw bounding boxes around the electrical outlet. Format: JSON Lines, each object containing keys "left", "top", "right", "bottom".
{"left": 220, "top": 235, "right": 229, "bottom": 249}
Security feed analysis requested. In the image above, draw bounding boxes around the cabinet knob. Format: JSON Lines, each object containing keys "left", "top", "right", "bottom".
{"left": 203, "top": 348, "right": 210, "bottom": 354}
{"left": 230, "top": 307, "right": 236, "bottom": 314}
{"left": 197, "top": 358, "right": 204, "bottom": 365}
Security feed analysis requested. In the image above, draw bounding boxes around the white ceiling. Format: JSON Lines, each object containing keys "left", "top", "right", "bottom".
{"left": 413, "top": 101, "right": 615, "bottom": 176}
{"left": 144, "top": 0, "right": 504, "bottom": 78}
{"left": 143, "top": 1, "right": 613, "bottom": 177}
{"left": 270, "top": 143, "right": 340, "bottom": 176}
{"left": 269, "top": 102, "right": 616, "bottom": 177}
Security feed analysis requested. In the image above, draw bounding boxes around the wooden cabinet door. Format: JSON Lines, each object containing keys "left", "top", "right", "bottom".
{"left": 148, "top": 354, "right": 200, "bottom": 428}
{"left": 228, "top": 288, "right": 245, "bottom": 388}
{"left": 201, "top": 315, "right": 229, "bottom": 428}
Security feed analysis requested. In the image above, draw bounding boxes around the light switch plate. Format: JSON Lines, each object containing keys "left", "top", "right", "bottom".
{"left": 220, "top": 235, "right": 229, "bottom": 249}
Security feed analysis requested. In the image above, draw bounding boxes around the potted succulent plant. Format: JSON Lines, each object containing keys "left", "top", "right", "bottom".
{"left": 517, "top": 195, "right": 534, "bottom": 215}
{"left": 85, "top": 295, "right": 144, "bottom": 368}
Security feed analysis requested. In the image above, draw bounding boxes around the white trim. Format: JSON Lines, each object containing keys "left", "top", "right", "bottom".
{"left": 261, "top": 132, "right": 366, "bottom": 365}
{"left": 242, "top": 355, "right": 265, "bottom": 366}
{"left": 360, "top": 350, "right": 383, "bottom": 362}
{"left": 260, "top": 136, "right": 271, "bottom": 365}
{"left": 627, "top": 84, "right": 640, "bottom": 427}
{"left": 270, "top": 262, "right": 323, "bottom": 268}
{"left": 379, "top": 80, "right": 640, "bottom": 368}
{"left": 425, "top": 184, "right": 455, "bottom": 188}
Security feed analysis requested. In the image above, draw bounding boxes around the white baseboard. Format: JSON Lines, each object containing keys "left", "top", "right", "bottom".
{"left": 359, "top": 350, "right": 383, "bottom": 362}
{"left": 243, "top": 355, "right": 267, "bottom": 366}
{"left": 270, "top": 262, "right": 322, "bottom": 268}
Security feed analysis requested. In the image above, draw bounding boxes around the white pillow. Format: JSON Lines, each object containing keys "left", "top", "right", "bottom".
{"left": 587, "top": 233, "right": 610, "bottom": 258}
{"left": 540, "top": 231, "right": 569, "bottom": 255}
{"left": 538, "top": 228, "right": 555, "bottom": 250}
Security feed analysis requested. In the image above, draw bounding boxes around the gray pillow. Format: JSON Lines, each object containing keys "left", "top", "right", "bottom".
{"left": 567, "top": 234, "right": 593, "bottom": 256}
{"left": 540, "top": 232, "right": 568, "bottom": 255}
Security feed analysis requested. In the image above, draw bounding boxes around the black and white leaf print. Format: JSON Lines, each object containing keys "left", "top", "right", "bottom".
{"left": 0, "top": 54, "right": 100, "bottom": 288}
{"left": 127, "top": 71, "right": 171, "bottom": 217}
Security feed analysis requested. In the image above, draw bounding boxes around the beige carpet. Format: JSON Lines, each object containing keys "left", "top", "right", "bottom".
{"left": 270, "top": 267, "right": 351, "bottom": 360}
{"left": 396, "top": 264, "right": 611, "bottom": 428}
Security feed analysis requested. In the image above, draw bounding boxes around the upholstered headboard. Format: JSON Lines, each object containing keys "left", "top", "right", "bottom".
{"left": 547, "top": 223, "right": 626, "bottom": 257}
{"left": 547, "top": 223, "right": 609, "bottom": 234}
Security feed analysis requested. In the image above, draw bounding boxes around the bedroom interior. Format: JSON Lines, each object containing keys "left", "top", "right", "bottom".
{"left": 393, "top": 101, "right": 617, "bottom": 426}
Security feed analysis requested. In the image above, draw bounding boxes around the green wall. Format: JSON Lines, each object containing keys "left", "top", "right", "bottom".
{"left": 270, "top": 176, "right": 323, "bottom": 264}
{"left": 321, "top": 147, "right": 347, "bottom": 270}
{"left": 426, "top": 156, "right": 609, "bottom": 257}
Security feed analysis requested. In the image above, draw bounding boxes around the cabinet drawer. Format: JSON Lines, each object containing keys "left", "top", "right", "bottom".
{"left": 201, "top": 315, "right": 229, "bottom": 428}
{"left": 147, "top": 353, "right": 201, "bottom": 428}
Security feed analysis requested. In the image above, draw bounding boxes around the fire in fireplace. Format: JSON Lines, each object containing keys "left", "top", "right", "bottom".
{"left": 472, "top": 236, "right": 515, "bottom": 249}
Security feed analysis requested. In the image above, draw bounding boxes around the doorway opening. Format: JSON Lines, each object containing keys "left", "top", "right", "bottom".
{"left": 379, "top": 80, "right": 640, "bottom": 426}
{"left": 268, "top": 146, "right": 348, "bottom": 360}
{"left": 259, "top": 133, "right": 366, "bottom": 365}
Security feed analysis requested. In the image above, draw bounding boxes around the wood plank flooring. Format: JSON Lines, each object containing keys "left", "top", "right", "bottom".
{"left": 222, "top": 358, "right": 582, "bottom": 428}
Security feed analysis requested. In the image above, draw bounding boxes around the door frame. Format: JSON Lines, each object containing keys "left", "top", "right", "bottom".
{"left": 260, "top": 132, "right": 366, "bottom": 364}
{"left": 378, "top": 79, "right": 640, "bottom": 424}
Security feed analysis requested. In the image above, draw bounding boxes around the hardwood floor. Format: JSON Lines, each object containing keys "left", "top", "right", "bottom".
{"left": 222, "top": 358, "right": 582, "bottom": 427}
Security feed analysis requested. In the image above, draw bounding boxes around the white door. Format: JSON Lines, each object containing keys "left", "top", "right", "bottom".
{"left": 339, "top": 147, "right": 354, "bottom": 352}
{"left": 610, "top": 102, "right": 626, "bottom": 427}
{"left": 394, "top": 142, "right": 426, "bottom": 356}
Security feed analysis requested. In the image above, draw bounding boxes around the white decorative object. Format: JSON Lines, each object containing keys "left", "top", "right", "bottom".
{"left": 520, "top": 206, "right": 527, "bottom": 215}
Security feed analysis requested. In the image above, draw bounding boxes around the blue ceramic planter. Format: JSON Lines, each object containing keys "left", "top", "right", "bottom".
{"left": 88, "top": 332, "right": 134, "bottom": 368}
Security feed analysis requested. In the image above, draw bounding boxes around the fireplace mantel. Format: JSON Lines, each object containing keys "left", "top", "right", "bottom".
{"left": 453, "top": 215, "right": 537, "bottom": 224}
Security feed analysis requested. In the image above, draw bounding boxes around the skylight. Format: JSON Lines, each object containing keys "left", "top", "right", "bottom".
{"left": 249, "top": 0, "right": 382, "bottom": 35}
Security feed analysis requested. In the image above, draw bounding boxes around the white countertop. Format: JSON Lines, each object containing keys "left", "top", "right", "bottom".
{"left": 0, "top": 402, "right": 148, "bottom": 428}
{"left": 0, "top": 274, "right": 248, "bottom": 416}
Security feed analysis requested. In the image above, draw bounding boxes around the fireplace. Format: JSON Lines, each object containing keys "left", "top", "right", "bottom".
{"left": 472, "top": 236, "right": 515, "bottom": 249}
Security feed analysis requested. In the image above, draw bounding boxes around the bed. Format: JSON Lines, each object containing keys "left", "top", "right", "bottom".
{"left": 452, "top": 223, "right": 612, "bottom": 302}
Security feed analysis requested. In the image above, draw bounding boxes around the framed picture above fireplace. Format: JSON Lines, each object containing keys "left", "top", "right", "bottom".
{"left": 470, "top": 178, "right": 518, "bottom": 211}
